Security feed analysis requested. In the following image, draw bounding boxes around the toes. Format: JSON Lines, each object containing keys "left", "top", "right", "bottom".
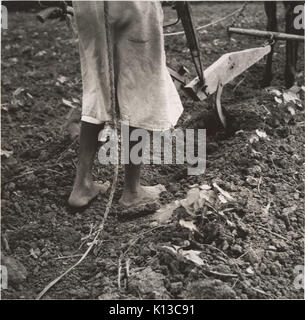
{"left": 95, "top": 181, "right": 110, "bottom": 193}
{"left": 119, "top": 184, "right": 166, "bottom": 208}
{"left": 68, "top": 181, "right": 110, "bottom": 208}
{"left": 156, "top": 184, "right": 166, "bottom": 193}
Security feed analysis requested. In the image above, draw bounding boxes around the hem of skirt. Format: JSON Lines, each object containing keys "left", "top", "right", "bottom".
{"left": 81, "top": 115, "right": 107, "bottom": 124}
{"left": 120, "top": 119, "right": 179, "bottom": 132}
{"left": 81, "top": 115, "right": 181, "bottom": 131}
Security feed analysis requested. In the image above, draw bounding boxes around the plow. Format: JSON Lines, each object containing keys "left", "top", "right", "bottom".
{"left": 37, "top": 1, "right": 305, "bottom": 130}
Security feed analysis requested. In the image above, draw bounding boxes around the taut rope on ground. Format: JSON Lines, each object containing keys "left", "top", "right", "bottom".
{"left": 36, "top": 1, "right": 119, "bottom": 300}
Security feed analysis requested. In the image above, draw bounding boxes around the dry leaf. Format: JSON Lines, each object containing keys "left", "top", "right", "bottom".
{"left": 57, "top": 75, "right": 69, "bottom": 84}
{"left": 255, "top": 129, "right": 267, "bottom": 139}
{"left": 268, "top": 88, "right": 282, "bottom": 97}
{"left": 249, "top": 134, "right": 259, "bottom": 144}
{"left": 62, "top": 98, "right": 76, "bottom": 109}
{"left": 1, "top": 149, "right": 13, "bottom": 158}
{"left": 261, "top": 201, "right": 271, "bottom": 216}
{"left": 162, "top": 246, "right": 204, "bottom": 266}
{"left": 179, "top": 219, "right": 198, "bottom": 232}
{"left": 287, "top": 106, "right": 296, "bottom": 116}
{"left": 13, "top": 87, "right": 25, "bottom": 96}
{"left": 29, "top": 248, "right": 38, "bottom": 259}
{"left": 199, "top": 184, "right": 211, "bottom": 190}
{"left": 246, "top": 266, "right": 254, "bottom": 274}
{"left": 212, "top": 182, "right": 235, "bottom": 202}
{"left": 152, "top": 200, "right": 180, "bottom": 224}
{"left": 274, "top": 97, "right": 282, "bottom": 104}
{"left": 218, "top": 194, "right": 227, "bottom": 204}
{"left": 283, "top": 90, "right": 300, "bottom": 104}
{"left": 35, "top": 50, "right": 47, "bottom": 57}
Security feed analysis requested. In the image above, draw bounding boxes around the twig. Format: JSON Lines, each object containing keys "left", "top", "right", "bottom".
{"left": 256, "top": 225, "right": 292, "bottom": 244}
{"left": 252, "top": 287, "right": 272, "bottom": 297}
{"left": 1, "top": 234, "right": 10, "bottom": 252}
{"left": 80, "top": 223, "right": 94, "bottom": 241}
{"left": 4, "top": 170, "right": 34, "bottom": 185}
{"left": 203, "top": 268, "right": 238, "bottom": 278}
{"left": 118, "top": 257, "right": 122, "bottom": 290}
{"left": 199, "top": 242, "right": 242, "bottom": 272}
{"left": 237, "top": 250, "right": 249, "bottom": 260}
{"left": 257, "top": 176, "right": 262, "bottom": 195}
{"left": 124, "top": 258, "right": 130, "bottom": 290}
{"left": 56, "top": 138, "right": 77, "bottom": 163}
{"left": 122, "top": 225, "right": 167, "bottom": 257}
{"left": 46, "top": 169, "right": 64, "bottom": 176}
{"left": 4, "top": 163, "right": 63, "bottom": 185}
{"left": 232, "top": 76, "right": 246, "bottom": 93}
{"left": 54, "top": 254, "right": 83, "bottom": 260}
{"left": 125, "top": 258, "right": 130, "bottom": 278}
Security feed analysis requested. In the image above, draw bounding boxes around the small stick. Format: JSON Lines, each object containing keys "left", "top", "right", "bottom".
{"left": 122, "top": 225, "right": 166, "bottom": 257}
{"left": 257, "top": 176, "right": 262, "bottom": 195}
{"left": 203, "top": 268, "right": 238, "bottom": 278}
{"left": 252, "top": 287, "right": 272, "bottom": 297}
{"left": 125, "top": 258, "right": 130, "bottom": 278}
{"left": 232, "top": 76, "right": 246, "bottom": 93}
{"left": 4, "top": 170, "right": 34, "bottom": 184}
{"left": 54, "top": 254, "right": 83, "bottom": 260}
{"left": 46, "top": 169, "right": 64, "bottom": 176}
{"left": 56, "top": 138, "right": 77, "bottom": 163}
{"left": 256, "top": 225, "right": 292, "bottom": 244}
{"left": 124, "top": 258, "right": 130, "bottom": 290}
{"left": 1, "top": 234, "right": 10, "bottom": 252}
{"left": 118, "top": 257, "right": 122, "bottom": 290}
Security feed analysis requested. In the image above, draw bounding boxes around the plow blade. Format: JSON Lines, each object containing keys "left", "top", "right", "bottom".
{"left": 185, "top": 45, "right": 271, "bottom": 101}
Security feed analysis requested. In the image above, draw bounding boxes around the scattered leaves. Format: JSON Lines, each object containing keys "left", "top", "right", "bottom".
{"left": 179, "top": 219, "right": 198, "bottom": 232}
{"left": 1, "top": 149, "right": 13, "bottom": 158}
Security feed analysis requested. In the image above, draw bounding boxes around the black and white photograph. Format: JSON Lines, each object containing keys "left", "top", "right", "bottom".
{"left": 0, "top": 0, "right": 304, "bottom": 302}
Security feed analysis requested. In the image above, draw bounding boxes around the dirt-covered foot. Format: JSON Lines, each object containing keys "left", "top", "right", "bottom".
{"left": 68, "top": 181, "right": 110, "bottom": 207}
{"left": 119, "top": 184, "right": 166, "bottom": 208}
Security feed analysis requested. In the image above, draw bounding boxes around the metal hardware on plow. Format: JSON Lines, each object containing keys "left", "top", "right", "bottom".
{"left": 175, "top": 1, "right": 206, "bottom": 93}
{"left": 167, "top": 66, "right": 189, "bottom": 91}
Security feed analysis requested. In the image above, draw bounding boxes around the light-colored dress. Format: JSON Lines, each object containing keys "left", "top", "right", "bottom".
{"left": 73, "top": 1, "right": 183, "bottom": 131}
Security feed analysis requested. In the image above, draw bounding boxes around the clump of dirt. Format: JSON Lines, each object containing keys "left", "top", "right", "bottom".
{"left": 185, "top": 280, "right": 237, "bottom": 299}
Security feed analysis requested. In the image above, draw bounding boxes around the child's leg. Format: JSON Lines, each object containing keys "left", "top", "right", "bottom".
{"left": 119, "top": 126, "right": 165, "bottom": 207}
{"left": 119, "top": 164, "right": 165, "bottom": 207}
{"left": 68, "top": 121, "right": 109, "bottom": 207}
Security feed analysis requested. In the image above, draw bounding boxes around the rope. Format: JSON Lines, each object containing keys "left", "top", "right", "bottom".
{"left": 164, "top": 3, "right": 247, "bottom": 37}
{"left": 36, "top": 1, "right": 119, "bottom": 300}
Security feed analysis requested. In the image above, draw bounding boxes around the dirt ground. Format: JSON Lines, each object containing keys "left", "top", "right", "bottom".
{"left": 1, "top": 2, "right": 304, "bottom": 299}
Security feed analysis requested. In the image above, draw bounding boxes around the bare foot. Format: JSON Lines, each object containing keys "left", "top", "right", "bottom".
{"left": 68, "top": 181, "right": 110, "bottom": 207}
{"left": 119, "top": 184, "right": 166, "bottom": 208}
